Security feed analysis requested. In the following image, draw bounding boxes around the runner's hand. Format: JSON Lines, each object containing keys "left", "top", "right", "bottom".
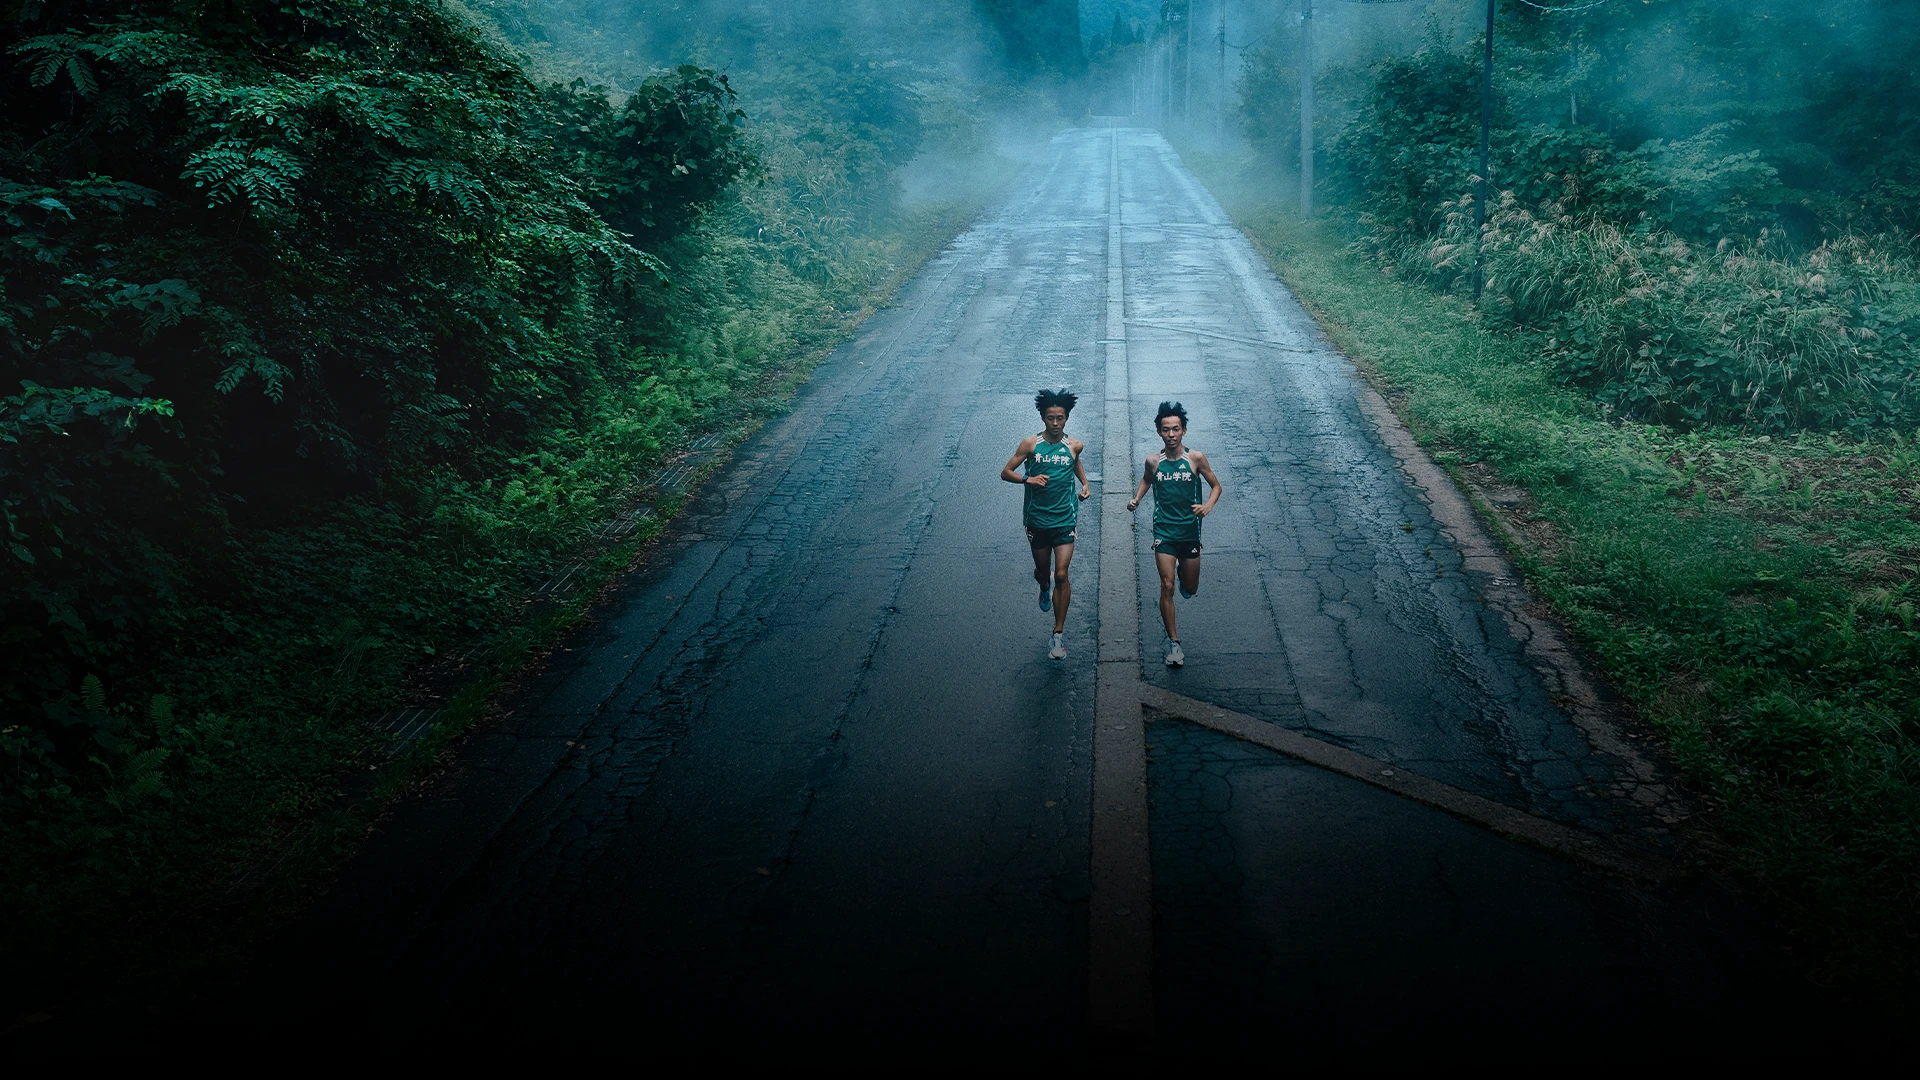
{"left": 1126, "top": 498, "right": 1139, "bottom": 512}
{"left": 1194, "top": 503, "right": 1209, "bottom": 517}
{"left": 1079, "top": 484, "right": 1090, "bottom": 501}
{"left": 1026, "top": 474, "right": 1047, "bottom": 486}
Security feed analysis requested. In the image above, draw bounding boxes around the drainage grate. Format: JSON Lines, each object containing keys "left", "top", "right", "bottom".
{"left": 599, "top": 504, "right": 654, "bottom": 541}
{"left": 221, "top": 822, "right": 313, "bottom": 895}
{"left": 380, "top": 707, "right": 445, "bottom": 759}
{"left": 531, "top": 560, "right": 586, "bottom": 597}
{"left": 654, "top": 463, "right": 696, "bottom": 492}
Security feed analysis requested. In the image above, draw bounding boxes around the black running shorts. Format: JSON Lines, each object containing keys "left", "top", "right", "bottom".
{"left": 1152, "top": 537, "right": 1202, "bottom": 560}
{"left": 1026, "top": 526, "right": 1078, "bottom": 549}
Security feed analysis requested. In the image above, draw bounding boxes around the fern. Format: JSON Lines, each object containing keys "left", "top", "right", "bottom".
{"left": 16, "top": 33, "right": 97, "bottom": 96}
{"left": 181, "top": 141, "right": 304, "bottom": 209}
{"left": 121, "top": 747, "right": 172, "bottom": 802}
{"left": 80, "top": 674, "right": 106, "bottom": 715}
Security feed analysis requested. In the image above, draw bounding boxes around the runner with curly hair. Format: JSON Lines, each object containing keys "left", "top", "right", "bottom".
{"left": 1000, "top": 388, "right": 1091, "bottom": 660}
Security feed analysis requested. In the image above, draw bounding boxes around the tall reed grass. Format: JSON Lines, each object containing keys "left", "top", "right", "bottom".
{"left": 1399, "top": 194, "right": 1920, "bottom": 434}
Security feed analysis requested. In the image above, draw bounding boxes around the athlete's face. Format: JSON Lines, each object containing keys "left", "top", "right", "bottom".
{"left": 1042, "top": 406, "right": 1068, "bottom": 438}
{"left": 1158, "top": 416, "right": 1185, "bottom": 450}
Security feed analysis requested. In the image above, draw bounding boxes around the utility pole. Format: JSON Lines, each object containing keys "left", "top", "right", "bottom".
{"left": 1164, "top": 11, "right": 1174, "bottom": 125}
{"left": 1185, "top": 1, "right": 1195, "bottom": 124}
{"left": 1217, "top": 0, "right": 1227, "bottom": 143}
{"left": 1473, "top": 0, "right": 1495, "bottom": 300}
{"left": 1161, "top": 4, "right": 1178, "bottom": 127}
{"left": 1148, "top": 34, "right": 1156, "bottom": 123}
{"left": 1566, "top": 23, "right": 1578, "bottom": 125}
{"left": 1147, "top": 18, "right": 1155, "bottom": 124}
{"left": 1300, "top": 0, "right": 1314, "bottom": 218}
{"left": 1170, "top": 12, "right": 1178, "bottom": 124}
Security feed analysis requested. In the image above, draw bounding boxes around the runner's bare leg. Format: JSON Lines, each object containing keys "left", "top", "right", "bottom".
{"left": 1156, "top": 551, "right": 1180, "bottom": 641}
{"left": 1052, "top": 542, "right": 1075, "bottom": 633}
{"left": 1178, "top": 554, "right": 1201, "bottom": 598}
{"left": 1031, "top": 542, "right": 1052, "bottom": 592}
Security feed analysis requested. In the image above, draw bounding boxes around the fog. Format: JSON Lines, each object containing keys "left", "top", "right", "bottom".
{"left": 6, "top": 0, "right": 1918, "bottom": 1035}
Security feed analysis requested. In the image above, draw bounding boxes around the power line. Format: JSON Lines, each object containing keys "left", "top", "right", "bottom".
{"left": 1225, "top": 0, "right": 1424, "bottom": 50}
{"left": 1225, "top": 25, "right": 1272, "bottom": 49}
{"left": 1512, "top": 0, "right": 1617, "bottom": 12}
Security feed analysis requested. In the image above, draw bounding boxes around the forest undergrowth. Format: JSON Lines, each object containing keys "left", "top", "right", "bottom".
{"left": 0, "top": 0, "right": 1026, "bottom": 1012}
{"left": 1189, "top": 150, "right": 1920, "bottom": 990}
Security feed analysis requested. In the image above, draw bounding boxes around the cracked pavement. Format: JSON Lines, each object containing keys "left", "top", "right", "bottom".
{"left": 234, "top": 129, "right": 1808, "bottom": 1057}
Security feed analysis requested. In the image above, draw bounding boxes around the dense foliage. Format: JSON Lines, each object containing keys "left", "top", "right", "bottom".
{"left": 1, "top": 0, "right": 1009, "bottom": 968}
{"left": 3, "top": 0, "right": 743, "bottom": 790}
{"left": 1239, "top": 0, "right": 1920, "bottom": 434}
{"left": 975, "top": 0, "right": 1084, "bottom": 79}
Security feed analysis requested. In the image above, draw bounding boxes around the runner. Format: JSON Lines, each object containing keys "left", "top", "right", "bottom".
{"left": 1001, "top": 388, "right": 1091, "bottom": 660}
{"left": 1127, "top": 401, "right": 1222, "bottom": 667}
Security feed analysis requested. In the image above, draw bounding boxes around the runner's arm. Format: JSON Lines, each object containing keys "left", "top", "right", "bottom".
{"left": 1071, "top": 438, "right": 1091, "bottom": 500}
{"left": 1001, "top": 438, "right": 1043, "bottom": 485}
{"left": 1193, "top": 451, "right": 1224, "bottom": 517}
{"left": 1127, "top": 454, "right": 1157, "bottom": 511}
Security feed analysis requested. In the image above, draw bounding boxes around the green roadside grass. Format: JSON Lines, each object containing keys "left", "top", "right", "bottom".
{"left": 1185, "top": 153, "right": 1920, "bottom": 988}
{"left": 0, "top": 185, "right": 1005, "bottom": 1021}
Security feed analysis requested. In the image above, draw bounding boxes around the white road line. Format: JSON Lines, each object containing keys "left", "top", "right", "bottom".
{"left": 1088, "top": 128, "right": 1154, "bottom": 1046}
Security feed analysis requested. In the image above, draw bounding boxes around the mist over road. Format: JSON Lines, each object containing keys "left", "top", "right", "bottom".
{"left": 254, "top": 128, "right": 1778, "bottom": 1056}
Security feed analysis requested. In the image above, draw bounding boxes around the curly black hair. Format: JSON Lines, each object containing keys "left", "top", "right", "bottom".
{"left": 1035, "top": 388, "right": 1078, "bottom": 416}
{"left": 1154, "top": 401, "right": 1189, "bottom": 429}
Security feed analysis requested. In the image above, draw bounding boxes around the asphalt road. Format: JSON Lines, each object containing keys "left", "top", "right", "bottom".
{"left": 241, "top": 128, "right": 1811, "bottom": 1059}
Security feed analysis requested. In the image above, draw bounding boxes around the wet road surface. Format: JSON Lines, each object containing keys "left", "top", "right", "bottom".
{"left": 241, "top": 129, "right": 1808, "bottom": 1058}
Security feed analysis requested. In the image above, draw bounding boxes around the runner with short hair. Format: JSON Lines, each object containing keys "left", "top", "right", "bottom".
{"left": 1001, "top": 388, "right": 1091, "bottom": 660}
{"left": 1127, "top": 401, "right": 1222, "bottom": 667}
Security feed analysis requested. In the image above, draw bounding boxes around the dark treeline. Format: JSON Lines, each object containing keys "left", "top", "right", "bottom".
{"left": 0, "top": 0, "right": 1075, "bottom": 967}
{"left": 1228, "top": 0, "right": 1920, "bottom": 433}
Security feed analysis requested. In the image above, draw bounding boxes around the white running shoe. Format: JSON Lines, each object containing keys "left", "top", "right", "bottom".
{"left": 1049, "top": 632, "right": 1067, "bottom": 660}
{"left": 1164, "top": 638, "right": 1185, "bottom": 667}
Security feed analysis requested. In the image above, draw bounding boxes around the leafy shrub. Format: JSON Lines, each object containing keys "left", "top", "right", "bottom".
{"left": 1326, "top": 44, "right": 1486, "bottom": 239}
{"left": 1316, "top": 29, "right": 1920, "bottom": 435}
{"left": 546, "top": 66, "right": 757, "bottom": 248}
{"left": 0, "top": 2, "right": 762, "bottom": 750}
{"left": 1457, "top": 198, "right": 1920, "bottom": 431}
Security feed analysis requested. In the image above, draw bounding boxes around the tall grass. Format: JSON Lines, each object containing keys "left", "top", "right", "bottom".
{"left": 1189, "top": 151, "right": 1920, "bottom": 987}
{"left": 1387, "top": 193, "right": 1920, "bottom": 434}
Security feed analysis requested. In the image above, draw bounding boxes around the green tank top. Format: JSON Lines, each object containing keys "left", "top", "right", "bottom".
{"left": 1023, "top": 436, "right": 1078, "bottom": 529}
{"left": 1152, "top": 452, "right": 1202, "bottom": 542}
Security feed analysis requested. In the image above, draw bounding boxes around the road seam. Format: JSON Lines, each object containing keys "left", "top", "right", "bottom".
{"left": 1137, "top": 684, "right": 1671, "bottom": 882}
{"left": 1089, "top": 128, "right": 1155, "bottom": 1046}
{"left": 1123, "top": 317, "right": 1316, "bottom": 352}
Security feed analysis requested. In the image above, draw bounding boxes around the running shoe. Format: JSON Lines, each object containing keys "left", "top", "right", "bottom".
{"left": 1049, "top": 632, "right": 1067, "bottom": 660}
{"left": 1164, "top": 638, "right": 1185, "bottom": 667}
{"left": 1039, "top": 582, "right": 1052, "bottom": 612}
